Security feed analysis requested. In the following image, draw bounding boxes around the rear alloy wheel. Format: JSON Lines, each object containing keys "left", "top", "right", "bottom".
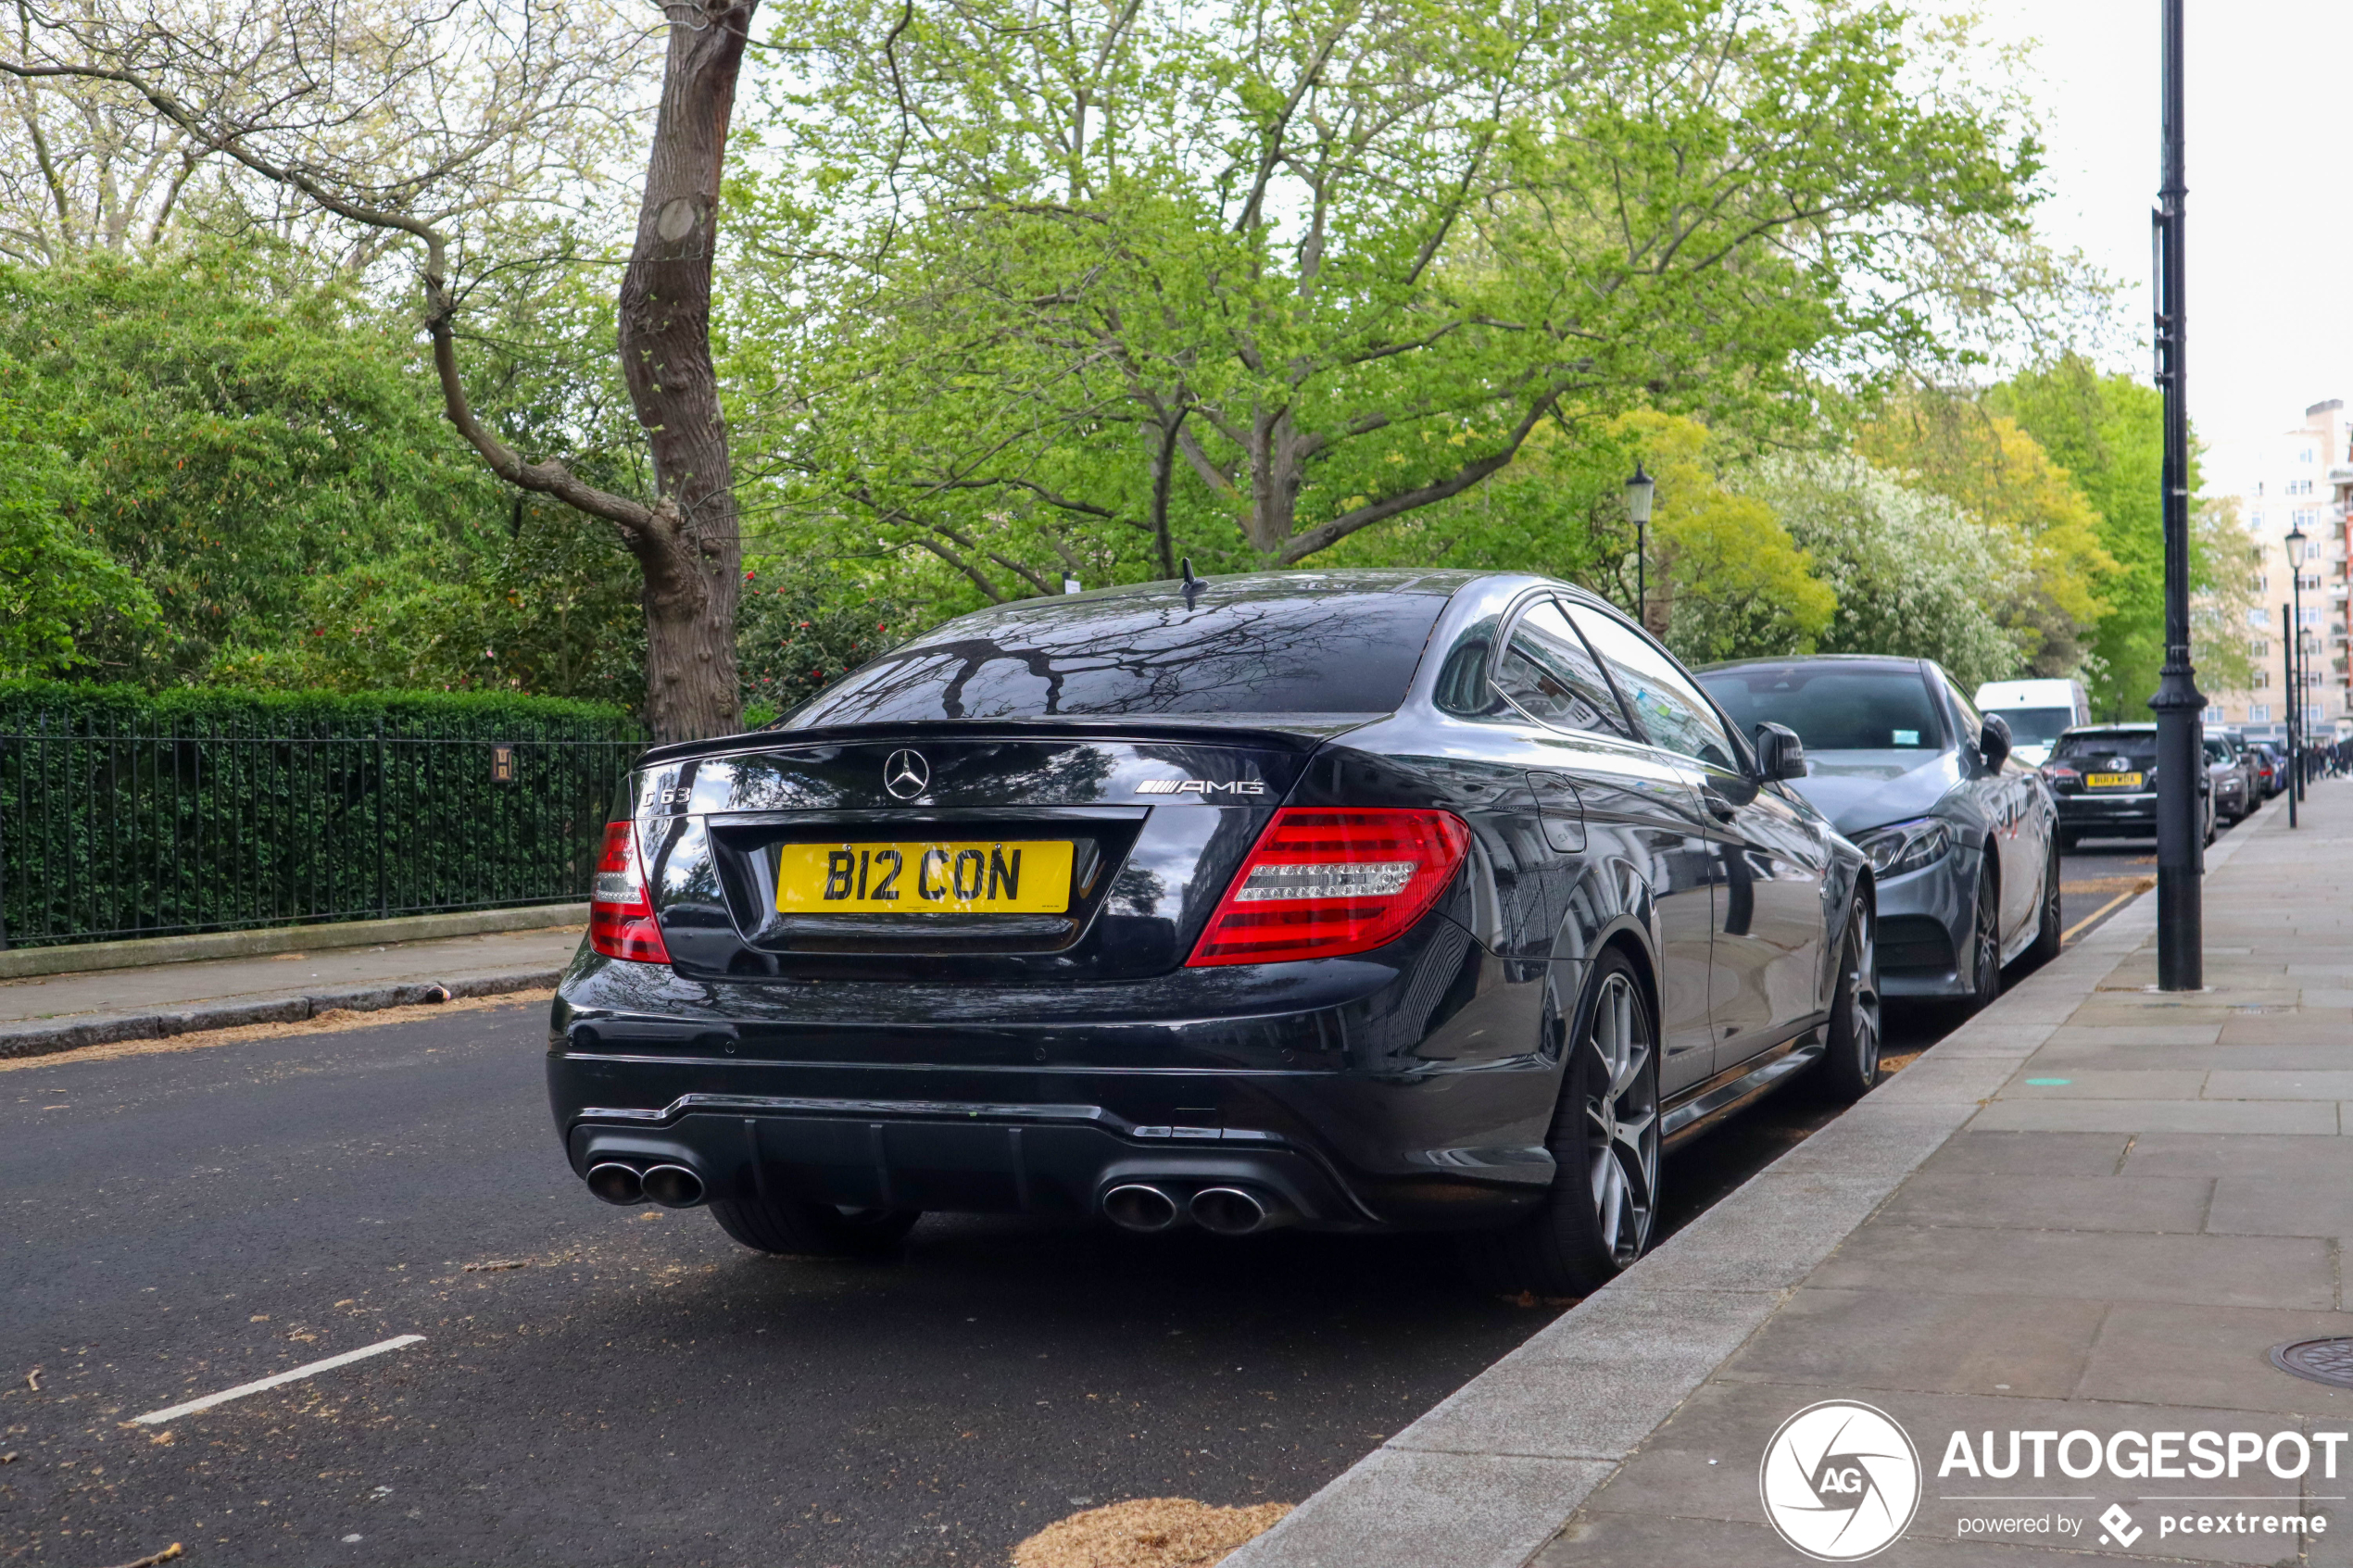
{"left": 1813, "top": 894, "right": 1881, "bottom": 1103}
{"left": 2027, "top": 833, "right": 2064, "bottom": 967}
{"left": 1464, "top": 952, "right": 1659, "bottom": 1297}
{"left": 1963, "top": 859, "right": 2002, "bottom": 1014}
{"left": 708, "top": 1195, "right": 921, "bottom": 1259}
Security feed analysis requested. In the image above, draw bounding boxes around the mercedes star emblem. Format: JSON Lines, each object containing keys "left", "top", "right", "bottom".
{"left": 883, "top": 748, "right": 930, "bottom": 800}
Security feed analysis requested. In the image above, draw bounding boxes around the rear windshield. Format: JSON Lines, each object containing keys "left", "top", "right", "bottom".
{"left": 1984, "top": 706, "right": 2075, "bottom": 745}
{"left": 778, "top": 577, "right": 1453, "bottom": 726}
{"left": 1696, "top": 665, "right": 1945, "bottom": 752}
{"left": 2057, "top": 732, "right": 2158, "bottom": 766}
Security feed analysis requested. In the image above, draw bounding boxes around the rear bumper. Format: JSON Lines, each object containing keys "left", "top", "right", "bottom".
{"left": 548, "top": 918, "right": 1564, "bottom": 1233}
{"left": 2057, "top": 792, "right": 2157, "bottom": 836}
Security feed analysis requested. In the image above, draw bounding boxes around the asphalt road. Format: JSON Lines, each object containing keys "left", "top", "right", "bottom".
{"left": 0, "top": 809, "right": 2226, "bottom": 1568}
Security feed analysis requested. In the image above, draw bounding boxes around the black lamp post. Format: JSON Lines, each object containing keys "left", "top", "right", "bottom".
{"left": 2287, "top": 521, "right": 2309, "bottom": 807}
{"left": 2149, "top": 0, "right": 2203, "bottom": 990}
{"left": 1625, "top": 463, "right": 1655, "bottom": 631}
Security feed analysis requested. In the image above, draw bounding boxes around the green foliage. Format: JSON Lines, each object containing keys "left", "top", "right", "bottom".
{"left": 1982, "top": 357, "right": 2182, "bottom": 718}
{"left": 0, "top": 384, "right": 157, "bottom": 675}
{"left": 736, "top": 558, "right": 919, "bottom": 715}
{"left": 1740, "top": 453, "right": 2023, "bottom": 689}
{"left": 0, "top": 247, "right": 650, "bottom": 706}
{"left": 0, "top": 679, "right": 638, "bottom": 739}
{"left": 732, "top": 0, "right": 2047, "bottom": 596}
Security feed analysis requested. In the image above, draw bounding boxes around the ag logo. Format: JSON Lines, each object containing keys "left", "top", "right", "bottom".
{"left": 1758, "top": 1400, "right": 1920, "bottom": 1561}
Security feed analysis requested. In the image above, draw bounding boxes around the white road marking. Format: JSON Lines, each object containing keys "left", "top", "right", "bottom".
{"left": 132, "top": 1334, "right": 424, "bottom": 1425}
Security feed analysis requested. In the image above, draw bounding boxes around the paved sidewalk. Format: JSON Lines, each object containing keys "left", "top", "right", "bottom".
{"left": 1239, "top": 783, "right": 2352, "bottom": 1567}
{"left": 0, "top": 922, "right": 581, "bottom": 1056}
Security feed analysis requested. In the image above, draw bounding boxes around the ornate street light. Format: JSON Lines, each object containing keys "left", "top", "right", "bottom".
{"left": 1625, "top": 463, "right": 1655, "bottom": 630}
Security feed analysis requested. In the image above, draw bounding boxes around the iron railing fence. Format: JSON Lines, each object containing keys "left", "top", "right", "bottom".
{"left": 0, "top": 716, "right": 642, "bottom": 949}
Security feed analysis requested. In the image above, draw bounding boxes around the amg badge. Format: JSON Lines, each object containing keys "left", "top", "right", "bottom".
{"left": 1136, "top": 778, "right": 1267, "bottom": 797}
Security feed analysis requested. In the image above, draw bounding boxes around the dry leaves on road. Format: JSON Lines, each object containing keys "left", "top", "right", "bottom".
{"left": 1013, "top": 1498, "right": 1291, "bottom": 1568}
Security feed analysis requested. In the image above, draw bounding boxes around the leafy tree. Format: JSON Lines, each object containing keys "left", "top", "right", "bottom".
{"left": 0, "top": 383, "right": 156, "bottom": 675}
{"left": 1854, "top": 389, "right": 2114, "bottom": 678}
{"left": 737, "top": 0, "right": 2046, "bottom": 589}
{"left": 1981, "top": 357, "right": 2184, "bottom": 717}
{"left": 1740, "top": 452, "right": 2021, "bottom": 688}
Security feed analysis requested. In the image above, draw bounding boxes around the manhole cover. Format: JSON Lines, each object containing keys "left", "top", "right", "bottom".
{"left": 2271, "top": 1338, "right": 2353, "bottom": 1388}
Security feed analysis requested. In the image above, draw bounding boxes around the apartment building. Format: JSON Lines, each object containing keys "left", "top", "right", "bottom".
{"left": 2208, "top": 398, "right": 2353, "bottom": 742}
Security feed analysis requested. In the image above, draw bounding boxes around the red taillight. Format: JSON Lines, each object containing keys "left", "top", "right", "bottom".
{"left": 588, "top": 820, "right": 671, "bottom": 963}
{"left": 1187, "top": 808, "right": 1472, "bottom": 967}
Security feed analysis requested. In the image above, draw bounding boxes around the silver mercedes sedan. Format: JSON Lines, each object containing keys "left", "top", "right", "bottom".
{"left": 1696, "top": 655, "right": 2062, "bottom": 1010}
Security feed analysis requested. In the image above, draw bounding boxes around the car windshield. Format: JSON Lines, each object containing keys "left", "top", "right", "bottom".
{"left": 2056, "top": 732, "right": 2158, "bottom": 767}
{"left": 1985, "top": 706, "right": 2075, "bottom": 744}
{"left": 1696, "top": 665, "right": 1945, "bottom": 752}
{"left": 2204, "top": 739, "right": 2232, "bottom": 763}
{"left": 777, "top": 574, "right": 1455, "bottom": 726}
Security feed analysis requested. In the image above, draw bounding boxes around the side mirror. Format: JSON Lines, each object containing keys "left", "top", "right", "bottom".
{"left": 1755, "top": 721, "right": 1808, "bottom": 781}
{"left": 1979, "top": 713, "right": 2012, "bottom": 770}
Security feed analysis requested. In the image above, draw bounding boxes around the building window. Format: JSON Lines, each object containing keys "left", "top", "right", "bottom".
{"left": 2252, "top": 703, "right": 2271, "bottom": 721}
{"left": 2288, "top": 479, "right": 2315, "bottom": 495}
{"left": 2294, "top": 508, "right": 2320, "bottom": 529}
{"left": 2255, "top": 669, "right": 2272, "bottom": 689}
{"left": 2250, "top": 607, "right": 2271, "bottom": 627}
{"left": 2204, "top": 705, "right": 2226, "bottom": 722}
{"left": 2251, "top": 638, "right": 2271, "bottom": 657}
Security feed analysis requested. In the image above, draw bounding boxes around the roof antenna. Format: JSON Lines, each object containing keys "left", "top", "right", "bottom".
{"left": 1179, "top": 556, "right": 1202, "bottom": 608}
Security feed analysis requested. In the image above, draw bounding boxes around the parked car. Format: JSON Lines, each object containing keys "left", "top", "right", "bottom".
{"left": 2204, "top": 737, "right": 2249, "bottom": 824}
{"left": 551, "top": 571, "right": 1880, "bottom": 1297}
{"left": 2045, "top": 723, "right": 2213, "bottom": 849}
{"left": 1701, "top": 656, "right": 2060, "bottom": 1012}
{"left": 1973, "top": 677, "right": 2091, "bottom": 770}
{"left": 2205, "top": 734, "right": 2259, "bottom": 823}
{"left": 2249, "top": 741, "right": 2286, "bottom": 797}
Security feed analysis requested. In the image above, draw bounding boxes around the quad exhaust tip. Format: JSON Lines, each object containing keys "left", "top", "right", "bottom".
{"left": 1102, "top": 1184, "right": 1179, "bottom": 1233}
{"left": 641, "top": 1164, "right": 705, "bottom": 1208}
{"left": 586, "top": 1162, "right": 644, "bottom": 1206}
{"left": 1189, "top": 1185, "right": 1274, "bottom": 1236}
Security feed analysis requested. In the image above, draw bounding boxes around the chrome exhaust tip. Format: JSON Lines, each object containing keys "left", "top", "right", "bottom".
{"left": 1101, "top": 1184, "right": 1180, "bottom": 1233}
{"left": 641, "top": 1163, "right": 705, "bottom": 1209}
{"left": 586, "top": 1162, "right": 645, "bottom": 1205}
{"left": 1189, "top": 1185, "right": 1273, "bottom": 1236}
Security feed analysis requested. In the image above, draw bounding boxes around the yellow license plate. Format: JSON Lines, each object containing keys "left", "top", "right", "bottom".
{"left": 775, "top": 840, "right": 1074, "bottom": 914}
{"left": 2085, "top": 771, "right": 2145, "bottom": 789}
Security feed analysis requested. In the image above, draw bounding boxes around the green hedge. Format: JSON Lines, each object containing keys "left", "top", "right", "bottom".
{"left": 1, "top": 683, "right": 644, "bottom": 947}
{"left": 0, "top": 680, "right": 641, "bottom": 740}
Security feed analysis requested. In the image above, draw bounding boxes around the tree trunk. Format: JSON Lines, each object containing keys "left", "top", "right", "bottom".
{"left": 616, "top": 1, "right": 757, "bottom": 745}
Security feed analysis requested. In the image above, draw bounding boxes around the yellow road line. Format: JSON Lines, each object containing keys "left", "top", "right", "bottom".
{"left": 2060, "top": 888, "right": 2140, "bottom": 947}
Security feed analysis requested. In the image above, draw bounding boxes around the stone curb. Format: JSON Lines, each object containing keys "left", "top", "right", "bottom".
{"left": 0, "top": 904, "right": 590, "bottom": 982}
{"left": 1229, "top": 799, "right": 2280, "bottom": 1568}
{"left": 0, "top": 966, "right": 564, "bottom": 1060}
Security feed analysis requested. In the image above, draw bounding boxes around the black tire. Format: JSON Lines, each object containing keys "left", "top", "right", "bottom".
{"left": 1462, "top": 951, "right": 1660, "bottom": 1298}
{"left": 707, "top": 1193, "right": 921, "bottom": 1258}
{"left": 2027, "top": 833, "right": 2064, "bottom": 967}
{"left": 2055, "top": 829, "right": 2079, "bottom": 853}
{"left": 1813, "top": 893, "right": 1881, "bottom": 1103}
{"left": 1962, "top": 857, "right": 2002, "bottom": 1015}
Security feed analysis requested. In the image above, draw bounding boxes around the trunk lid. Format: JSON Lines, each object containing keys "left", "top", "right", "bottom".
{"left": 630, "top": 719, "right": 1362, "bottom": 983}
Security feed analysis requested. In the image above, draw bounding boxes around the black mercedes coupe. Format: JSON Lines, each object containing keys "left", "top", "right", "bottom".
{"left": 551, "top": 571, "right": 1878, "bottom": 1294}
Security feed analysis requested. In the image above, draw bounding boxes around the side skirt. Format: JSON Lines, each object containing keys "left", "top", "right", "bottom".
{"left": 1659, "top": 1025, "right": 1826, "bottom": 1152}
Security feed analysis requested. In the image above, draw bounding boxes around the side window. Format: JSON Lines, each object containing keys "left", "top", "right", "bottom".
{"left": 1567, "top": 605, "right": 1741, "bottom": 772}
{"left": 1493, "top": 599, "right": 1634, "bottom": 739}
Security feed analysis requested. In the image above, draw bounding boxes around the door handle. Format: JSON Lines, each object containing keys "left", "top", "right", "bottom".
{"left": 1699, "top": 787, "right": 1739, "bottom": 822}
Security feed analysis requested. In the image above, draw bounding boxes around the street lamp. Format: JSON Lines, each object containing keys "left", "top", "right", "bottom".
{"left": 2148, "top": 0, "right": 2203, "bottom": 988}
{"left": 2287, "top": 521, "right": 2309, "bottom": 809}
{"left": 1625, "top": 463, "right": 1655, "bottom": 631}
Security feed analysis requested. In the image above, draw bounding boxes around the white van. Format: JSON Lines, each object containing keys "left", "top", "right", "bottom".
{"left": 1973, "top": 678, "right": 2091, "bottom": 767}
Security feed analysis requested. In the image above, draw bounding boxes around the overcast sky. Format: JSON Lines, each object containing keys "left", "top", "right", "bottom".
{"left": 1969, "top": 0, "right": 2350, "bottom": 491}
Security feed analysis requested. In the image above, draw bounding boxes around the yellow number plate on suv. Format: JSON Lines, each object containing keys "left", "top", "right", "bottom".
{"left": 776, "top": 841, "right": 1075, "bottom": 914}
{"left": 2085, "top": 771, "right": 2145, "bottom": 789}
